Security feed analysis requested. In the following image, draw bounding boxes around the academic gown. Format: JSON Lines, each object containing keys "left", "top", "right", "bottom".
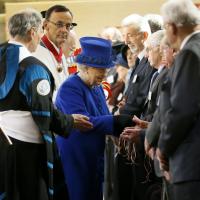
{"left": 0, "top": 43, "right": 73, "bottom": 200}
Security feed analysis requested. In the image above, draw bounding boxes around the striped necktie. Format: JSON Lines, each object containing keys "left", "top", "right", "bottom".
{"left": 150, "top": 71, "right": 159, "bottom": 89}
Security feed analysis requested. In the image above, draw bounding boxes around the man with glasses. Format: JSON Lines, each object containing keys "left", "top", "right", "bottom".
{"left": 0, "top": 8, "right": 93, "bottom": 200}
{"left": 33, "top": 5, "right": 77, "bottom": 100}
{"left": 115, "top": 14, "right": 157, "bottom": 200}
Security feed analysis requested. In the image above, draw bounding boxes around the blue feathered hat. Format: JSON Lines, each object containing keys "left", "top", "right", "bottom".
{"left": 76, "top": 36, "right": 115, "bottom": 68}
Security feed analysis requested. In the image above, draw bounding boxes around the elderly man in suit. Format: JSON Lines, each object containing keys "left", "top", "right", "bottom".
{"left": 118, "top": 14, "right": 156, "bottom": 117}
{"left": 115, "top": 14, "right": 157, "bottom": 200}
{"left": 120, "top": 30, "right": 170, "bottom": 200}
{"left": 155, "top": 0, "right": 200, "bottom": 199}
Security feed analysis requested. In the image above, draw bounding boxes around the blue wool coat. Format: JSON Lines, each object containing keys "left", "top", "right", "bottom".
{"left": 55, "top": 73, "right": 114, "bottom": 200}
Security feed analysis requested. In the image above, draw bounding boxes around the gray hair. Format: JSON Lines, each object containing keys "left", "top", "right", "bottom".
{"left": 77, "top": 63, "right": 109, "bottom": 73}
{"left": 8, "top": 8, "right": 42, "bottom": 38}
{"left": 100, "top": 26, "right": 123, "bottom": 43}
{"left": 77, "top": 64, "right": 88, "bottom": 72}
{"left": 144, "top": 14, "right": 164, "bottom": 33}
{"left": 147, "top": 30, "right": 165, "bottom": 48}
{"left": 121, "top": 14, "right": 151, "bottom": 36}
{"left": 161, "top": 0, "right": 200, "bottom": 27}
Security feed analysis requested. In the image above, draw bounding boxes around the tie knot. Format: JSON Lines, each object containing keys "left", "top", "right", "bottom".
{"left": 150, "top": 71, "right": 159, "bottom": 88}
{"left": 135, "top": 57, "right": 140, "bottom": 67}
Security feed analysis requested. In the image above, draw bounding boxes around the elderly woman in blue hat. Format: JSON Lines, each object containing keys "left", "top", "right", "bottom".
{"left": 55, "top": 37, "right": 134, "bottom": 200}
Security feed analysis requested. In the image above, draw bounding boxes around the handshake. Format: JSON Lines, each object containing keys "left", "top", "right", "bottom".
{"left": 71, "top": 114, "right": 137, "bottom": 133}
{"left": 72, "top": 114, "right": 93, "bottom": 131}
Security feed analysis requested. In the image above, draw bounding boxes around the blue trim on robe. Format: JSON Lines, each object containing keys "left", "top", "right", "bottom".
{"left": 0, "top": 44, "right": 19, "bottom": 99}
{"left": 55, "top": 74, "right": 114, "bottom": 200}
{"left": 32, "top": 110, "right": 51, "bottom": 117}
{"left": 19, "top": 65, "right": 51, "bottom": 104}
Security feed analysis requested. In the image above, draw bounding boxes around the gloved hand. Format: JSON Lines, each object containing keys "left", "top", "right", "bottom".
{"left": 113, "top": 114, "right": 135, "bottom": 136}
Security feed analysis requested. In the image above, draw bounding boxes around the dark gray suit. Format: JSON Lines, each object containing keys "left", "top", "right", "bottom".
{"left": 142, "top": 67, "right": 168, "bottom": 122}
{"left": 157, "top": 33, "right": 200, "bottom": 200}
{"left": 145, "top": 68, "right": 171, "bottom": 147}
{"left": 118, "top": 56, "right": 159, "bottom": 200}
{"left": 120, "top": 57, "right": 156, "bottom": 116}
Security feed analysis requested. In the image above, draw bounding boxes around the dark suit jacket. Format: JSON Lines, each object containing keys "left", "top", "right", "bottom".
{"left": 145, "top": 68, "right": 171, "bottom": 147}
{"left": 120, "top": 57, "right": 156, "bottom": 116}
{"left": 142, "top": 67, "right": 168, "bottom": 121}
{"left": 138, "top": 67, "right": 169, "bottom": 152}
{"left": 158, "top": 32, "right": 200, "bottom": 183}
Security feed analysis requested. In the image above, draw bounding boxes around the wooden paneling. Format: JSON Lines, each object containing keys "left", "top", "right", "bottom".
{"left": 2, "top": 0, "right": 199, "bottom": 41}
{"left": 4, "top": 0, "right": 166, "bottom": 40}
{"left": 0, "top": 14, "right": 5, "bottom": 43}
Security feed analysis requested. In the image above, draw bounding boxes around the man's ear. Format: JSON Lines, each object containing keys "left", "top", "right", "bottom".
{"left": 43, "top": 19, "right": 48, "bottom": 30}
{"left": 143, "top": 32, "right": 148, "bottom": 41}
{"left": 30, "top": 28, "right": 36, "bottom": 37}
{"left": 171, "top": 23, "right": 178, "bottom": 35}
{"left": 26, "top": 28, "right": 35, "bottom": 41}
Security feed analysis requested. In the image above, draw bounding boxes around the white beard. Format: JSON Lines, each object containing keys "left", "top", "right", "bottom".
{"left": 130, "top": 46, "right": 138, "bottom": 54}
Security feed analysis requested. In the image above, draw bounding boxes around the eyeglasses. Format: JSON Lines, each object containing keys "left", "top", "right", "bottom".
{"left": 163, "top": 22, "right": 173, "bottom": 30}
{"left": 47, "top": 20, "right": 77, "bottom": 30}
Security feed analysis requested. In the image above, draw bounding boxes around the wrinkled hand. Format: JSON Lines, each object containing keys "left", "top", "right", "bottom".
{"left": 144, "top": 138, "right": 155, "bottom": 159}
{"left": 117, "top": 98, "right": 126, "bottom": 109}
{"left": 132, "top": 115, "right": 149, "bottom": 129}
{"left": 163, "top": 171, "right": 171, "bottom": 182}
{"left": 156, "top": 149, "right": 171, "bottom": 181}
{"left": 120, "top": 126, "right": 141, "bottom": 143}
{"left": 156, "top": 148, "right": 169, "bottom": 172}
{"left": 72, "top": 114, "right": 93, "bottom": 131}
{"left": 148, "top": 148, "right": 155, "bottom": 160}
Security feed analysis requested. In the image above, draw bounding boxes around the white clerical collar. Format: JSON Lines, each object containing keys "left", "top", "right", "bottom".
{"left": 8, "top": 40, "right": 26, "bottom": 48}
{"left": 8, "top": 40, "right": 32, "bottom": 62}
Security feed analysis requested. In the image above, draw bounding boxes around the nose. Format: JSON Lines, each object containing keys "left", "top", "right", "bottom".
{"left": 60, "top": 25, "right": 70, "bottom": 33}
{"left": 123, "top": 35, "right": 130, "bottom": 45}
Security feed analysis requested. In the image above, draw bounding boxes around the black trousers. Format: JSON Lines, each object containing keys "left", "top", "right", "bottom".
{"left": 173, "top": 181, "right": 200, "bottom": 200}
{"left": 116, "top": 152, "right": 162, "bottom": 200}
{"left": 0, "top": 133, "right": 49, "bottom": 200}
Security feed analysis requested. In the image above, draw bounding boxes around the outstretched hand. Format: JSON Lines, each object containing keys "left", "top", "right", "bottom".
{"left": 72, "top": 114, "right": 93, "bottom": 131}
{"left": 144, "top": 137, "right": 155, "bottom": 159}
{"left": 132, "top": 115, "right": 149, "bottom": 129}
{"left": 120, "top": 126, "right": 141, "bottom": 143}
{"left": 117, "top": 97, "right": 126, "bottom": 109}
{"left": 156, "top": 148, "right": 169, "bottom": 172}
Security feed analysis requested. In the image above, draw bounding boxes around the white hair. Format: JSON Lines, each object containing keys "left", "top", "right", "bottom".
{"left": 77, "top": 64, "right": 88, "bottom": 72}
{"left": 144, "top": 14, "right": 164, "bottom": 33}
{"left": 121, "top": 14, "right": 151, "bottom": 36}
{"left": 68, "top": 30, "right": 78, "bottom": 47}
{"left": 161, "top": 0, "right": 200, "bottom": 27}
{"left": 147, "top": 30, "right": 165, "bottom": 48}
{"left": 100, "top": 26, "right": 123, "bottom": 43}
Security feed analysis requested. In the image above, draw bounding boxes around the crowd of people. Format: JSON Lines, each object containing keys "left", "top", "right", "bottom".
{"left": 0, "top": 0, "right": 200, "bottom": 200}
